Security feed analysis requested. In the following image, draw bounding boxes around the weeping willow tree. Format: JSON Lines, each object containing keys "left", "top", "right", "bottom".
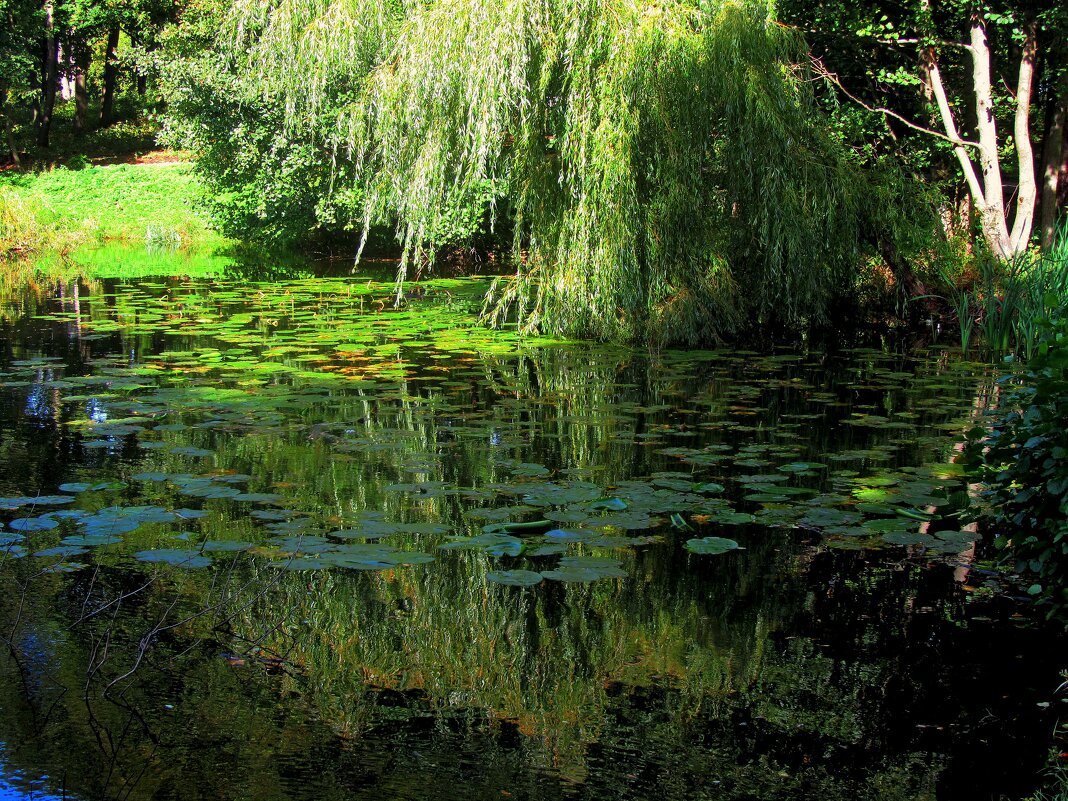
{"left": 217, "top": 0, "right": 890, "bottom": 344}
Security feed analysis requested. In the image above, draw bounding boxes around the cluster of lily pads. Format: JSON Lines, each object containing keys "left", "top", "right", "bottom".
{"left": 0, "top": 275, "right": 989, "bottom": 584}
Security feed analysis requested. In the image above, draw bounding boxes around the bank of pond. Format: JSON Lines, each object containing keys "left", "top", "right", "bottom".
{"left": 0, "top": 250, "right": 1064, "bottom": 800}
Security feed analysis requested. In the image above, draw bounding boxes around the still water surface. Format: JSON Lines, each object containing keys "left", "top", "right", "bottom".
{"left": 0, "top": 258, "right": 1062, "bottom": 800}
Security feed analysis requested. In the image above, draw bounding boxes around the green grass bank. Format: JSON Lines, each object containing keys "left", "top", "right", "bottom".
{"left": 0, "top": 161, "right": 226, "bottom": 260}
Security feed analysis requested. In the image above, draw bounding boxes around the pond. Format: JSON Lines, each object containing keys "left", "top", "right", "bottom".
{"left": 0, "top": 252, "right": 1063, "bottom": 800}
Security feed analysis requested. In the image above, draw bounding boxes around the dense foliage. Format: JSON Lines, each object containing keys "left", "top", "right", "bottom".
{"left": 968, "top": 306, "right": 1068, "bottom": 617}
{"left": 779, "top": 0, "right": 1068, "bottom": 256}
{"left": 0, "top": 0, "right": 180, "bottom": 160}
{"left": 157, "top": 0, "right": 945, "bottom": 343}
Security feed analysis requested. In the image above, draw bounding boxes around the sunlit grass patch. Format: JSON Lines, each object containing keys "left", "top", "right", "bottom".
{"left": 0, "top": 162, "right": 226, "bottom": 259}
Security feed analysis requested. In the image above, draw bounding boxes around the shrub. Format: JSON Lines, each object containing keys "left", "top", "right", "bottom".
{"left": 967, "top": 304, "right": 1068, "bottom": 619}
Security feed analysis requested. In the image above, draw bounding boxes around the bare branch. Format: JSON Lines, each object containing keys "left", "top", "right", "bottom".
{"left": 809, "top": 55, "right": 980, "bottom": 149}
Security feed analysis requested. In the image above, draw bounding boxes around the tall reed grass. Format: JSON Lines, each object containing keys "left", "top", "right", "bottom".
{"left": 935, "top": 229, "right": 1068, "bottom": 361}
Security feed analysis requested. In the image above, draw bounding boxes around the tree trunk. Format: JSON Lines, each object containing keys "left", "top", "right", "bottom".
{"left": 5, "top": 117, "right": 20, "bottom": 168}
{"left": 924, "top": 18, "right": 1039, "bottom": 260}
{"left": 968, "top": 16, "right": 1013, "bottom": 259}
{"left": 73, "top": 43, "right": 91, "bottom": 136}
{"left": 1007, "top": 20, "right": 1037, "bottom": 254}
{"left": 1, "top": 91, "right": 20, "bottom": 168}
{"left": 1039, "top": 70, "right": 1068, "bottom": 251}
{"left": 99, "top": 26, "right": 120, "bottom": 127}
{"left": 867, "top": 231, "right": 937, "bottom": 317}
{"left": 36, "top": 0, "right": 59, "bottom": 148}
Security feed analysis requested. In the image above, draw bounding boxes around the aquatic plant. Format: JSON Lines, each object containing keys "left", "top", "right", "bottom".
{"left": 934, "top": 231, "right": 1068, "bottom": 360}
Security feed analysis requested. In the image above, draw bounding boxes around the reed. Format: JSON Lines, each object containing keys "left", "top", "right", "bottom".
{"left": 935, "top": 227, "right": 1068, "bottom": 360}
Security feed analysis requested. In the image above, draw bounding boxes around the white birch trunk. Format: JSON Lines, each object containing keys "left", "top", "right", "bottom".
{"left": 1007, "top": 22, "right": 1037, "bottom": 255}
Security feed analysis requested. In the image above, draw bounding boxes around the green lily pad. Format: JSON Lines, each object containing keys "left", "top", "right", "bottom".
{"left": 778, "top": 462, "right": 826, "bottom": 473}
{"left": 695, "top": 482, "right": 726, "bottom": 494}
{"left": 269, "top": 558, "right": 333, "bottom": 571}
{"left": 202, "top": 540, "right": 255, "bottom": 552}
{"left": 169, "top": 446, "right": 215, "bottom": 458}
{"left": 233, "top": 493, "right": 285, "bottom": 503}
{"left": 439, "top": 532, "right": 523, "bottom": 557}
{"left": 934, "top": 529, "right": 977, "bottom": 545}
{"left": 35, "top": 546, "right": 88, "bottom": 558}
{"left": 541, "top": 565, "right": 626, "bottom": 582}
{"left": 10, "top": 516, "right": 59, "bottom": 532}
{"left": 62, "top": 534, "right": 124, "bottom": 546}
{"left": 685, "top": 537, "right": 742, "bottom": 555}
{"left": 800, "top": 509, "right": 862, "bottom": 528}
{"left": 487, "top": 569, "right": 544, "bottom": 587}
{"left": 710, "top": 511, "right": 755, "bottom": 525}
{"left": 559, "top": 555, "right": 625, "bottom": 569}
{"left": 134, "top": 549, "right": 212, "bottom": 568}
{"left": 880, "top": 532, "right": 929, "bottom": 546}
{"left": 180, "top": 485, "right": 242, "bottom": 499}
{"left": 527, "top": 544, "right": 567, "bottom": 556}
{"left": 861, "top": 517, "right": 914, "bottom": 533}
{"left": 59, "top": 481, "right": 127, "bottom": 493}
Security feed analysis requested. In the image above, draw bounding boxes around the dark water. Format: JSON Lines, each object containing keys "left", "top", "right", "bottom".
{"left": 0, "top": 263, "right": 1062, "bottom": 800}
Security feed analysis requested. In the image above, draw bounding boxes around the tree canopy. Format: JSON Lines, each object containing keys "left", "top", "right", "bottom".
{"left": 164, "top": 0, "right": 930, "bottom": 344}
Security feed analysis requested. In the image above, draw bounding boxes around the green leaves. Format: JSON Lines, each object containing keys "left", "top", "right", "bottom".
{"left": 135, "top": 549, "right": 212, "bottom": 568}
{"left": 966, "top": 307, "right": 1068, "bottom": 620}
{"left": 487, "top": 569, "right": 543, "bottom": 587}
{"left": 685, "top": 537, "right": 742, "bottom": 555}
{"left": 164, "top": 0, "right": 898, "bottom": 345}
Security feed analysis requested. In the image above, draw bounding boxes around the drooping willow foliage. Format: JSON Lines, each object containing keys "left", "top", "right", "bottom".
{"left": 213, "top": 0, "right": 880, "bottom": 343}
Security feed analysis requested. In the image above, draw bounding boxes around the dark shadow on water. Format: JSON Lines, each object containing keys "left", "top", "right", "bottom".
{"left": 0, "top": 252, "right": 1061, "bottom": 800}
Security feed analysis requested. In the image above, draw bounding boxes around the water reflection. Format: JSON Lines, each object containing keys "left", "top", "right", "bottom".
{"left": 0, "top": 262, "right": 1061, "bottom": 800}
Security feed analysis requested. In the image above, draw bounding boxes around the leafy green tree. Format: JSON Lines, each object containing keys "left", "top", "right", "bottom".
{"left": 0, "top": 0, "right": 187, "bottom": 155}
{"left": 167, "top": 0, "right": 928, "bottom": 343}
{"left": 780, "top": 0, "right": 1068, "bottom": 256}
{"left": 0, "top": 0, "right": 42, "bottom": 163}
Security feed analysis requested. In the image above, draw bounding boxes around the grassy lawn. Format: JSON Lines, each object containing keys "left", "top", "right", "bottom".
{"left": 1, "top": 161, "right": 226, "bottom": 257}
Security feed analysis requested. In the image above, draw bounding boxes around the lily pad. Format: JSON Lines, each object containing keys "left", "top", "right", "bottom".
{"left": 685, "top": 537, "right": 742, "bottom": 555}
{"left": 710, "top": 511, "right": 755, "bottom": 525}
{"left": 35, "top": 546, "right": 88, "bottom": 558}
{"left": 59, "top": 481, "right": 127, "bottom": 493}
{"left": 880, "top": 531, "right": 929, "bottom": 547}
{"left": 134, "top": 549, "right": 212, "bottom": 568}
{"left": 202, "top": 540, "right": 254, "bottom": 552}
{"left": 169, "top": 446, "right": 215, "bottom": 458}
{"left": 62, "top": 534, "right": 124, "bottom": 546}
{"left": 487, "top": 569, "right": 544, "bottom": 587}
{"left": 541, "top": 565, "right": 626, "bottom": 582}
{"left": 10, "top": 516, "right": 59, "bottom": 532}
{"left": 777, "top": 462, "right": 826, "bottom": 473}
{"left": 439, "top": 532, "right": 524, "bottom": 557}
